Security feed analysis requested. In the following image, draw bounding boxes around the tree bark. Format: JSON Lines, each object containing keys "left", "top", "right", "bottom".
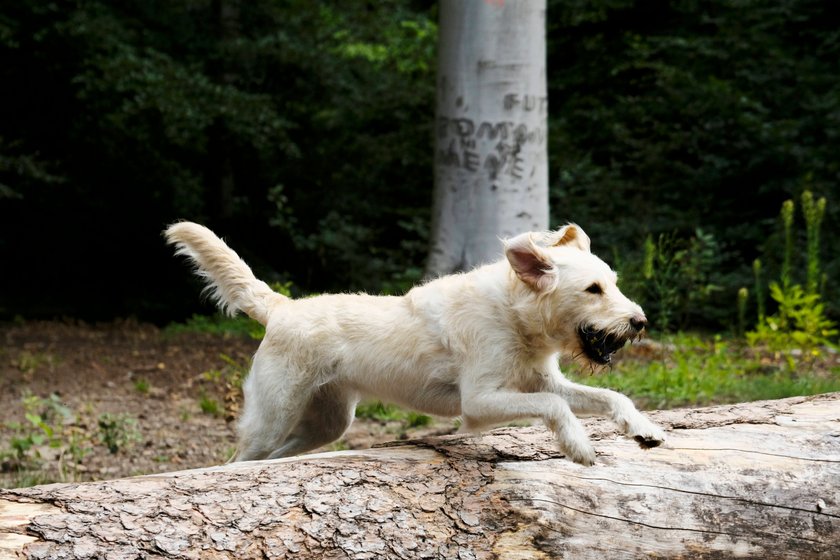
{"left": 2, "top": 393, "right": 839, "bottom": 559}
{"left": 426, "top": 0, "right": 549, "bottom": 277}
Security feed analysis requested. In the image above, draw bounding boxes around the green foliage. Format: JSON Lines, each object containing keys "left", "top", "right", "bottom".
{"left": 1, "top": 0, "right": 839, "bottom": 331}
{"left": 165, "top": 313, "right": 264, "bottom": 340}
{"left": 202, "top": 354, "right": 249, "bottom": 389}
{"left": 753, "top": 259, "right": 766, "bottom": 323}
{"left": 644, "top": 234, "right": 680, "bottom": 332}
{"left": 748, "top": 193, "right": 837, "bottom": 355}
{"left": 748, "top": 283, "right": 838, "bottom": 355}
{"left": 199, "top": 352, "right": 250, "bottom": 419}
{"left": 12, "top": 350, "right": 57, "bottom": 374}
{"left": 780, "top": 199, "right": 795, "bottom": 290}
{"left": 219, "top": 353, "right": 250, "bottom": 389}
{"left": 637, "top": 229, "right": 722, "bottom": 332}
{"left": 801, "top": 190, "right": 827, "bottom": 296}
{"left": 97, "top": 412, "right": 141, "bottom": 455}
{"left": 333, "top": 17, "right": 436, "bottom": 75}
{"left": 2, "top": 394, "right": 66, "bottom": 467}
{"left": 0, "top": 0, "right": 436, "bottom": 320}
{"left": 405, "top": 411, "right": 433, "bottom": 429}
{"left": 134, "top": 378, "right": 150, "bottom": 395}
{"left": 1, "top": 394, "right": 92, "bottom": 479}
{"left": 548, "top": 0, "right": 840, "bottom": 328}
{"left": 328, "top": 440, "right": 350, "bottom": 452}
{"left": 198, "top": 394, "right": 221, "bottom": 417}
{"left": 567, "top": 334, "right": 840, "bottom": 410}
{"left": 737, "top": 287, "right": 748, "bottom": 338}
{"left": 355, "top": 401, "right": 432, "bottom": 431}
{"left": 355, "top": 401, "right": 400, "bottom": 422}
{"left": 165, "top": 283, "right": 292, "bottom": 339}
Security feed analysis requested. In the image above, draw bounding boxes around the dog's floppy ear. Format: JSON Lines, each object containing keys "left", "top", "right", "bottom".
{"left": 505, "top": 233, "right": 557, "bottom": 291}
{"left": 548, "top": 223, "right": 591, "bottom": 252}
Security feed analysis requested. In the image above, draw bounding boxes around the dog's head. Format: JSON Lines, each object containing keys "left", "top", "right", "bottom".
{"left": 504, "top": 224, "right": 647, "bottom": 366}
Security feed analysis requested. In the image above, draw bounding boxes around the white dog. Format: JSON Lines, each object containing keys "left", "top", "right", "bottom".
{"left": 166, "top": 222, "right": 665, "bottom": 465}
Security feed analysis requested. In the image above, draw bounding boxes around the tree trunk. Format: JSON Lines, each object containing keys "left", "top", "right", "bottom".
{"left": 425, "top": 0, "right": 549, "bottom": 277}
{"left": 1, "top": 393, "right": 839, "bottom": 559}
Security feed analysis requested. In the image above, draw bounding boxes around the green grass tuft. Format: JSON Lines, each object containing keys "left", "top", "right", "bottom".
{"left": 355, "top": 401, "right": 432, "bottom": 430}
{"left": 198, "top": 394, "right": 221, "bottom": 417}
{"left": 566, "top": 333, "right": 840, "bottom": 410}
{"left": 164, "top": 314, "right": 265, "bottom": 340}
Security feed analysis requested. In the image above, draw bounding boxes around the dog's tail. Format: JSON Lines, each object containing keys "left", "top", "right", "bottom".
{"left": 164, "top": 221, "right": 285, "bottom": 326}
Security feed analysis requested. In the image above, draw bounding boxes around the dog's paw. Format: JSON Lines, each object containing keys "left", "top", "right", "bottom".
{"left": 625, "top": 418, "right": 666, "bottom": 449}
{"left": 559, "top": 438, "right": 597, "bottom": 466}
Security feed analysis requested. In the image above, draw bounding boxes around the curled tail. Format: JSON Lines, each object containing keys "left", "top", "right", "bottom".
{"left": 165, "top": 221, "right": 285, "bottom": 325}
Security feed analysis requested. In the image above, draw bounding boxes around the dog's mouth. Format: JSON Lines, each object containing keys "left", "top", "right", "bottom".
{"left": 577, "top": 326, "right": 628, "bottom": 365}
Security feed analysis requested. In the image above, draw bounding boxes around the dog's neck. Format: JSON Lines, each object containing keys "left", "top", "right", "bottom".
{"left": 409, "top": 260, "right": 567, "bottom": 363}
{"left": 502, "top": 266, "right": 568, "bottom": 362}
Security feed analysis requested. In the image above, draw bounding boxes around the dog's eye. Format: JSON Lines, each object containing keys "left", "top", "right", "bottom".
{"left": 585, "top": 283, "right": 603, "bottom": 295}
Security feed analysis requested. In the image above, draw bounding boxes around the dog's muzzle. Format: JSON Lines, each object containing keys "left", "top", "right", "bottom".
{"left": 577, "top": 326, "right": 628, "bottom": 365}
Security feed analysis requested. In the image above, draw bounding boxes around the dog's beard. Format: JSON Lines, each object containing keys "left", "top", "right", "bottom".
{"left": 576, "top": 325, "right": 636, "bottom": 366}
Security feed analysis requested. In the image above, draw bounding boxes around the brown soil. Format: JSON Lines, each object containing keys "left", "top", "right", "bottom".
{"left": 0, "top": 321, "right": 455, "bottom": 488}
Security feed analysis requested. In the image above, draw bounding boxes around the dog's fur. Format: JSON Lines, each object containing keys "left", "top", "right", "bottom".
{"left": 166, "top": 221, "right": 665, "bottom": 465}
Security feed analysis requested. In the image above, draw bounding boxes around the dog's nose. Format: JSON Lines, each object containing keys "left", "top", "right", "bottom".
{"left": 629, "top": 315, "right": 648, "bottom": 333}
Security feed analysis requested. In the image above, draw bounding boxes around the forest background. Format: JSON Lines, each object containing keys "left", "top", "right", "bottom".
{"left": 2, "top": 0, "right": 838, "bottom": 330}
{"left": 1, "top": 0, "right": 840, "bottom": 487}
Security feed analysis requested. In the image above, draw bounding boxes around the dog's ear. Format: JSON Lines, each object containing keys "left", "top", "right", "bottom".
{"left": 548, "top": 223, "right": 591, "bottom": 252}
{"left": 505, "top": 233, "right": 557, "bottom": 291}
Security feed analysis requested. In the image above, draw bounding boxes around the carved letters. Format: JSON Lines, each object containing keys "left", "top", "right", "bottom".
{"left": 436, "top": 94, "right": 547, "bottom": 181}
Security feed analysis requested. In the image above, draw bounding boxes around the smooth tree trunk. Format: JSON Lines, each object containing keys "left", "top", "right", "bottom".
{"left": 2, "top": 393, "right": 839, "bottom": 559}
{"left": 426, "top": 0, "right": 549, "bottom": 277}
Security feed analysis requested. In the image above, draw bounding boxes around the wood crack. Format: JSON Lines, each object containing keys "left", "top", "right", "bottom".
{"left": 502, "top": 474, "right": 840, "bottom": 520}
{"left": 669, "top": 446, "right": 840, "bottom": 463}
{"left": 514, "top": 497, "right": 828, "bottom": 545}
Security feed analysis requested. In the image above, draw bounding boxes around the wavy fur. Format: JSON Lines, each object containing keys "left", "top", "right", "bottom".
{"left": 165, "top": 222, "right": 284, "bottom": 325}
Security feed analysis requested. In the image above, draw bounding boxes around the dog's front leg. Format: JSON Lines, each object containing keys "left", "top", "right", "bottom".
{"left": 460, "top": 389, "right": 597, "bottom": 465}
{"left": 544, "top": 366, "right": 666, "bottom": 449}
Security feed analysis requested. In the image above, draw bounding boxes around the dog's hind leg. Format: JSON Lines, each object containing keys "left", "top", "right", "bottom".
{"left": 266, "top": 383, "right": 359, "bottom": 459}
{"left": 234, "top": 352, "right": 322, "bottom": 462}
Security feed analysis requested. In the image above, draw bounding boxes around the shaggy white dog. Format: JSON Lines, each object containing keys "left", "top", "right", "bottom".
{"left": 166, "top": 222, "right": 665, "bottom": 465}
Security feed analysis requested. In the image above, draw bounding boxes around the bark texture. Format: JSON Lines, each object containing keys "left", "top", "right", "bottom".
{"left": 2, "top": 393, "right": 839, "bottom": 559}
{"left": 426, "top": 0, "right": 549, "bottom": 277}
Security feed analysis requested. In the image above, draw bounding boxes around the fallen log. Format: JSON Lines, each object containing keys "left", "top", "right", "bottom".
{"left": 1, "top": 393, "right": 838, "bottom": 559}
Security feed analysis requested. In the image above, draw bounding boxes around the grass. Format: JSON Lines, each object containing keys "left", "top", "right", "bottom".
{"left": 355, "top": 401, "right": 433, "bottom": 431}
{"left": 198, "top": 394, "right": 221, "bottom": 417}
{"left": 164, "top": 313, "right": 264, "bottom": 340}
{"left": 133, "top": 378, "right": 150, "bottom": 394}
{"left": 565, "top": 333, "right": 840, "bottom": 410}
{"left": 164, "top": 284, "right": 294, "bottom": 340}
{"left": 1, "top": 471, "right": 52, "bottom": 489}
{"left": 202, "top": 353, "right": 250, "bottom": 389}
{"left": 12, "top": 350, "right": 59, "bottom": 376}
{"left": 97, "top": 412, "right": 141, "bottom": 455}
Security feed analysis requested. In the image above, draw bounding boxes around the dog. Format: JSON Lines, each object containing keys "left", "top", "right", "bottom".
{"left": 165, "top": 221, "right": 666, "bottom": 465}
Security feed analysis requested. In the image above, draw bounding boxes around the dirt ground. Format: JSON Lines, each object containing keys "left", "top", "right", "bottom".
{"left": 0, "top": 321, "right": 456, "bottom": 488}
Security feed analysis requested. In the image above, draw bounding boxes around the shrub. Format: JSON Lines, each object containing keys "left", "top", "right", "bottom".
{"left": 748, "top": 192, "right": 836, "bottom": 357}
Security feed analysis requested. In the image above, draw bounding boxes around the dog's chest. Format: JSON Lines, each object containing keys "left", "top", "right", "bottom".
{"left": 508, "top": 364, "right": 552, "bottom": 394}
